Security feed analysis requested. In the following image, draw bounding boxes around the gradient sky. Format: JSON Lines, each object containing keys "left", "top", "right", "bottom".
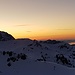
{"left": 0, "top": 0, "right": 75, "bottom": 40}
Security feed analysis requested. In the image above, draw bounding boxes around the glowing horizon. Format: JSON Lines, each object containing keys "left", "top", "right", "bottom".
{"left": 0, "top": 0, "right": 75, "bottom": 40}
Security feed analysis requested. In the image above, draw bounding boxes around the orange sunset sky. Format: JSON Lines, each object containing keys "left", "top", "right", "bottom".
{"left": 0, "top": 0, "right": 75, "bottom": 40}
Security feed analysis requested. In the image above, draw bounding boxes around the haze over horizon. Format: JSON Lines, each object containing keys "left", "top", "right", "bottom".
{"left": 0, "top": 0, "right": 75, "bottom": 40}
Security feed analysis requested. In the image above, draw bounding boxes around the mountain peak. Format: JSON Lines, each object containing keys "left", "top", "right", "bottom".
{"left": 0, "top": 31, "right": 15, "bottom": 41}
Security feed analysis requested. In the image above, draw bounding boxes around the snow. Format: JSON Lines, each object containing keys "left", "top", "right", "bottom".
{"left": 0, "top": 39, "right": 75, "bottom": 75}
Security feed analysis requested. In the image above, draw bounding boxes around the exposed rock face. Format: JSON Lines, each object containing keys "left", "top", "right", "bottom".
{"left": 0, "top": 31, "right": 15, "bottom": 41}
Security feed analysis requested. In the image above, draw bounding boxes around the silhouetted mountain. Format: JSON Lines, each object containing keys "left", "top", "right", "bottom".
{"left": 0, "top": 31, "right": 15, "bottom": 41}
{"left": 39, "top": 39, "right": 62, "bottom": 44}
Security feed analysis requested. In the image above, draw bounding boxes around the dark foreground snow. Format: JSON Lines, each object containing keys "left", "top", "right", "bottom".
{"left": 0, "top": 39, "right": 75, "bottom": 75}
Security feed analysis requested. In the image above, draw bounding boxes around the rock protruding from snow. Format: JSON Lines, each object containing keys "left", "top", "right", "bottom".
{"left": 0, "top": 31, "right": 15, "bottom": 41}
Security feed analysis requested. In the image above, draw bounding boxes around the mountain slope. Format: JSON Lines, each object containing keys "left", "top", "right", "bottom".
{"left": 0, "top": 39, "right": 75, "bottom": 75}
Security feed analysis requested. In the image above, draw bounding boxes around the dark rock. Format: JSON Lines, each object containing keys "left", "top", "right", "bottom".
{"left": 7, "top": 63, "right": 11, "bottom": 67}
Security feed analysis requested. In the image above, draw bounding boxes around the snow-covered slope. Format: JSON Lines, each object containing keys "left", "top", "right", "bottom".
{"left": 0, "top": 39, "right": 75, "bottom": 75}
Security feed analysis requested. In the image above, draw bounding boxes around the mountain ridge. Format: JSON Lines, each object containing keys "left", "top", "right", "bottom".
{"left": 0, "top": 31, "right": 15, "bottom": 41}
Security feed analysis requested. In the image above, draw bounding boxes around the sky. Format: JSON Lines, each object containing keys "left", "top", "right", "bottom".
{"left": 0, "top": 0, "right": 75, "bottom": 40}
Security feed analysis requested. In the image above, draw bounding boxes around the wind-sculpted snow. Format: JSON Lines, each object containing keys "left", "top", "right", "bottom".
{"left": 0, "top": 39, "right": 75, "bottom": 75}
